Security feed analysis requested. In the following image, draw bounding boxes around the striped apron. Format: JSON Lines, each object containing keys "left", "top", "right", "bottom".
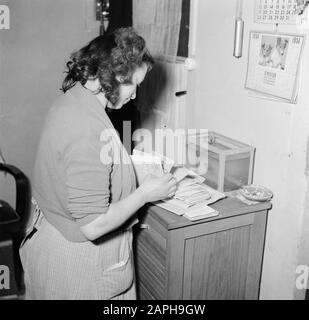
{"left": 19, "top": 200, "right": 136, "bottom": 300}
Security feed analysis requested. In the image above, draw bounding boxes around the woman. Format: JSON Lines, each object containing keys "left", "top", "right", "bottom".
{"left": 19, "top": 27, "right": 177, "bottom": 300}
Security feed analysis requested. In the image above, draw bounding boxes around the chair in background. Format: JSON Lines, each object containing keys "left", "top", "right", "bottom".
{"left": 0, "top": 163, "right": 31, "bottom": 298}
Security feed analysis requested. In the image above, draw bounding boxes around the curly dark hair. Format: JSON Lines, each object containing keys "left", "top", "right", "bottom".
{"left": 61, "top": 27, "right": 154, "bottom": 105}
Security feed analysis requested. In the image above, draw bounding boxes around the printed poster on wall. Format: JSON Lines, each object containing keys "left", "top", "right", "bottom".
{"left": 245, "top": 31, "right": 305, "bottom": 103}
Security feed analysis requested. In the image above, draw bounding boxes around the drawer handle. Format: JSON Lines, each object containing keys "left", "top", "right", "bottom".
{"left": 175, "top": 91, "right": 187, "bottom": 97}
{"left": 138, "top": 223, "right": 150, "bottom": 230}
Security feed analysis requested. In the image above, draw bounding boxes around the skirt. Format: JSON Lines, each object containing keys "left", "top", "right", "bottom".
{"left": 19, "top": 203, "right": 136, "bottom": 300}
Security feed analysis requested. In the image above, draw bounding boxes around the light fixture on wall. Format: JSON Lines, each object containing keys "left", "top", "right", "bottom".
{"left": 96, "top": 0, "right": 110, "bottom": 35}
{"left": 233, "top": 0, "right": 244, "bottom": 59}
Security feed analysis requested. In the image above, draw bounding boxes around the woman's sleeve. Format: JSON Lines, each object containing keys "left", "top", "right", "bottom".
{"left": 63, "top": 136, "right": 113, "bottom": 227}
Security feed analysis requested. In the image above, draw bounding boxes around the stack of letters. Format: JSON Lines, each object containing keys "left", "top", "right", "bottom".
{"left": 131, "top": 150, "right": 225, "bottom": 221}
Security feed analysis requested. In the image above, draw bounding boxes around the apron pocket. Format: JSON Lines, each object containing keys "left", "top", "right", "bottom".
{"left": 19, "top": 200, "right": 43, "bottom": 250}
{"left": 19, "top": 227, "right": 38, "bottom": 250}
{"left": 95, "top": 253, "right": 134, "bottom": 300}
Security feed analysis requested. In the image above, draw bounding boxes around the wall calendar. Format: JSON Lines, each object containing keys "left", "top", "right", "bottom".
{"left": 254, "top": 0, "right": 300, "bottom": 24}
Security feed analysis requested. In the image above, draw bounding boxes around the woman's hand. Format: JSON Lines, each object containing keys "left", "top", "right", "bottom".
{"left": 138, "top": 173, "right": 177, "bottom": 203}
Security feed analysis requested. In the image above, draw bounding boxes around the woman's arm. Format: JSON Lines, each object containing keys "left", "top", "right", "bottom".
{"left": 80, "top": 174, "right": 176, "bottom": 241}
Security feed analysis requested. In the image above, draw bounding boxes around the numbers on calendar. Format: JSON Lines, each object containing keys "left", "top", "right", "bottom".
{"left": 255, "top": 0, "right": 299, "bottom": 24}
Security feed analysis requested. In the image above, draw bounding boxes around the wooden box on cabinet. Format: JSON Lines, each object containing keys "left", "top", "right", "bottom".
{"left": 133, "top": 198, "right": 271, "bottom": 300}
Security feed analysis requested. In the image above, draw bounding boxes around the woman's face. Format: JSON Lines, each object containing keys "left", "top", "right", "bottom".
{"left": 113, "top": 63, "right": 148, "bottom": 109}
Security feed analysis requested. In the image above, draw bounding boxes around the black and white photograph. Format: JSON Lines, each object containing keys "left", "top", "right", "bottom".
{"left": 1, "top": 0, "right": 309, "bottom": 311}
{"left": 258, "top": 35, "right": 289, "bottom": 70}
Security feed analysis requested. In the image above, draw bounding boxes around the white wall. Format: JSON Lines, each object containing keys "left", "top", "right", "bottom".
{"left": 187, "top": 0, "right": 309, "bottom": 299}
{"left": 0, "top": 0, "right": 99, "bottom": 206}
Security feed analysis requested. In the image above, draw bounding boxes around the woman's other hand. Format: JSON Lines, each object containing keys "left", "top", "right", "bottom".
{"left": 139, "top": 173, "right": 177, "bottom": 203}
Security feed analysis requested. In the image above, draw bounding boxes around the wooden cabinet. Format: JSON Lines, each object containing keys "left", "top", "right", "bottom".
{"left": 133, "top": 197, "right": 271, "bottom": 300}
